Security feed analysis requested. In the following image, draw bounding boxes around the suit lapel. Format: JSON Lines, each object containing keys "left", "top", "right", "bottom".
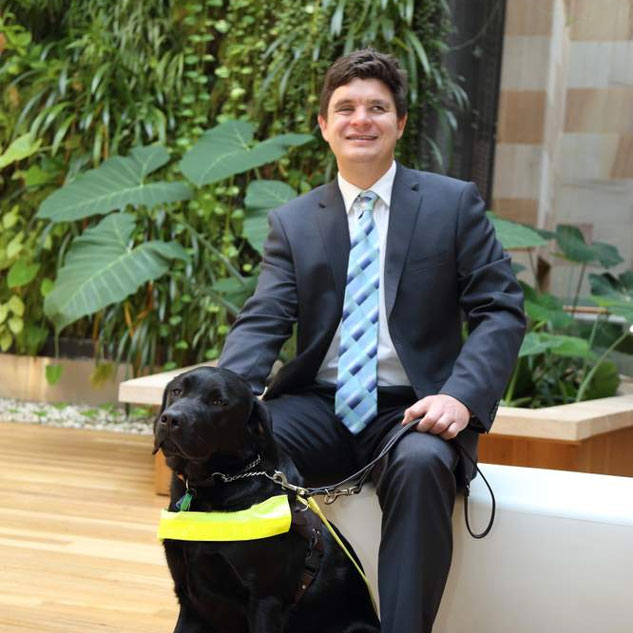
{"left": 385, "top": 164, "right": 424, "bottom": 318}
{"left": 316, "top": 180, "right": 350, "bottom": 298}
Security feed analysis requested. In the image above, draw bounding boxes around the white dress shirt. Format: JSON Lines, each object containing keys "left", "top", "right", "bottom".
{"left": 316, "top": 161, "right": 411, "bottom": 387}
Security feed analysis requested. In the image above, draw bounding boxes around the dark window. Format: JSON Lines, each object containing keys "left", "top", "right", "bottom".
{"left": 421, "top": 0, "right": 507, "bottom": 204}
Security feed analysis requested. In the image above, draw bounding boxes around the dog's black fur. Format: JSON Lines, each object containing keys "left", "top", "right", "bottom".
{"left": 154, "top": 366, "right": 380, "bottom": 633}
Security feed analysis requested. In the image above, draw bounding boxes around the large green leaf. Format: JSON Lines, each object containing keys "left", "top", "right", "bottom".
{"left": 44, "top": 212, "right": 188, "bottom": 330}
{"left": 245, "top": 180, "right": 297, "bottom": 210}
{"left": 487, "top": 213, "right": 549, "bottom": 250}
{"left": 555, "top": 225, "right": 624, "bottom": 268}
{"left": 180, "top": 120, "right": 313, "bottom": 187}
{"left": 243, "top": 209, "right": 271, "bottom": 256}
{"left": 37, "top": 145, "right": 192, "bottom": 222}
{"left": 589, "top": 271, "right": 633, "bottom": 323}
{"left": 243, "top": 180, "right": 297, "bottom": 254}
{"left": 519, "top": 332, "right": 593, "bottom": 359}
{"left": 521, "top": 283, "right": 574, "bottom": 328}
{"left": 583, "top": 360, "right": 620, "bottom": 400}
{"left": 0, "top": 133, "right": 42, "bottom": 169}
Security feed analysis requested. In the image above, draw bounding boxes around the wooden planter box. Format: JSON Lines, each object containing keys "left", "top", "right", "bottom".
{"left": 0, "top": 352, "right": 131, "bottom": 405}
{"left": 118, "top": 366, "right": 633, "bottom": 494}
{"left": 480, "top": 395, "right": 633, "bottom": 477}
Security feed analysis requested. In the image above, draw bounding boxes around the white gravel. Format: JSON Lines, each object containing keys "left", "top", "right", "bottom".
{"left": 0, "top": 397, "right": 155, "bottom": 435}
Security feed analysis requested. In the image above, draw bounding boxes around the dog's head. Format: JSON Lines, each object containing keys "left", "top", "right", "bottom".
{"left": 153, "top": 367, "right": 276, "bottom": 475}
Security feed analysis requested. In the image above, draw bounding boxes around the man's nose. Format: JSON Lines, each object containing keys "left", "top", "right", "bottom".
{"left": 350, "top": 107, "right": 370, "bottom": 125}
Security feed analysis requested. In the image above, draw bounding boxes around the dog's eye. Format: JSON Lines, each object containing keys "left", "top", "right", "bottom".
{"left": 171, "top": 387, "right": 182, "bottom": 397}
{"left": 211, "top": 399, "right": 226, "bottom": 406}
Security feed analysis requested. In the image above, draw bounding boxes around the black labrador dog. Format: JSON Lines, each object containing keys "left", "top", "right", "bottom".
{"left": 153, "top": 366, "right": 380, "bottom": 633}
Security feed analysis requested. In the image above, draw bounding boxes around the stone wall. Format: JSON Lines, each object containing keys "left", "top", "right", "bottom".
{"left": 493, "top": 0, "right": 633, "bottom": 294}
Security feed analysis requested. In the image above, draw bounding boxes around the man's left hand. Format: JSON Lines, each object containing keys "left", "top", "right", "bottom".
{"left": 402, "top": 394, "right": 470, "bottom": 440}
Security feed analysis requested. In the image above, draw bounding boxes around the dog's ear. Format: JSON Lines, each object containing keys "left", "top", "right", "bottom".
{"left": 152, "top": 384, "right": 170, "bottom": 455}
{"left": 159, "top": 383, "right": 169, "bottom": 414}
{"left": 247, "top": 398, "right": 278, "bottom": 465}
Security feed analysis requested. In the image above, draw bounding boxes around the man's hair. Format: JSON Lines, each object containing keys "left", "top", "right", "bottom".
{"left": 319, "top": 48, "right": 408, "bottom": 120}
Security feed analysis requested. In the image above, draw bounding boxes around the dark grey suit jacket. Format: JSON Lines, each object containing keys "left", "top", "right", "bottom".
{"left": 220, "top": 163, "right": 526, "bottom": 434}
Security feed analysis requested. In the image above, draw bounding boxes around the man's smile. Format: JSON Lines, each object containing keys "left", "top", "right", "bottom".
{"left": 346, "top": 134, "right": 378, "bottom": 141}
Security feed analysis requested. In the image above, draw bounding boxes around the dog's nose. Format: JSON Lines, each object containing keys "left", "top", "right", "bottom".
{"left": 160, "top": 412, "right": 180, "bottom": 430}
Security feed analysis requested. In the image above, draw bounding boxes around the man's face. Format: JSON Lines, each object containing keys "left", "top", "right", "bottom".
{"left": 318, "top": 78, "right": 407, "bottom": 177}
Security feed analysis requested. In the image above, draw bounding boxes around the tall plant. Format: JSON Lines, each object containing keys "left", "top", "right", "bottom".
{"left": 35, "top": 120, "right": 311, "bottom": 376}
{"left": 1, "top": 0, "right": 460, "bottom": 377}
{"left": 491, "top": 215, "right": 632, "bottom": 408}
{"left": 0, "top": 3, "right": 221, "bottom": 358}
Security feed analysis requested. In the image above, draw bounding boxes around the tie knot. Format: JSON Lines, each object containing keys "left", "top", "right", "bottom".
{"left": 355, "top": 191, "right": 378, "bottom": 218}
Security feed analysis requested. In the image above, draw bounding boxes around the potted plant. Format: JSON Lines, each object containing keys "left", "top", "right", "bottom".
{"left": 483, "top": 215, "right": 633, "bottom": 476}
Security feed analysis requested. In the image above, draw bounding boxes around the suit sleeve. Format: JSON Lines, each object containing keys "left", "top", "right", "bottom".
{"left": 439, "top": 182, "right": 527, "bottom": 431}
{"left": 218, "top": 209, "right": 298, "bottom": 395}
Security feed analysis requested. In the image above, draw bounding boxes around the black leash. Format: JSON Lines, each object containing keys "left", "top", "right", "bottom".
{"left": 454, "top": 439, "right": 496, "bottom": 539}
{"left": 203, "top": 419, "right": 496, "bottom": 539}
{"left": 270, "top": 419, "right": 496, "bottom": 539}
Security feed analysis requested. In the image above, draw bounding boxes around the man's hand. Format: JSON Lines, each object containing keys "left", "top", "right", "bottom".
{"left": 402, "top": 394, "right": 470, "bottom": 440}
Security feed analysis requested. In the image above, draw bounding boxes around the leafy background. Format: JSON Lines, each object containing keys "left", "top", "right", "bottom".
{"left": 1, "top": 1, "right": 631, "bottom": 408}
{"left": 0, "top": 0, "right": 459, "bottom": 376}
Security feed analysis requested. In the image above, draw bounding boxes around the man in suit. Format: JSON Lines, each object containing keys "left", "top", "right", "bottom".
{"left": 219, "top": 49, "right": 526, "bottom": 632}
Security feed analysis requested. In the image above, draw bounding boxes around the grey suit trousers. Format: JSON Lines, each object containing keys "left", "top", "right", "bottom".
{"left": 264, "top": 384, "right": 463, "bottom": 633}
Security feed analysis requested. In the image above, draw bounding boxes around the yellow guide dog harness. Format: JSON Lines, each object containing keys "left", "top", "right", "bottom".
{"left": 158, "top": 486, "right": 375, "bottom": 610}
{"left": 157, "top": 420, "right": 495, "bottom": 612}
{"left": 158, "top": 494, "right": 292, "bottom": 541}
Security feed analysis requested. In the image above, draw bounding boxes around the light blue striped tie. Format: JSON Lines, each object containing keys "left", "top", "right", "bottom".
{"left": 335, "top": 191, "right": 379, "bottom": 434}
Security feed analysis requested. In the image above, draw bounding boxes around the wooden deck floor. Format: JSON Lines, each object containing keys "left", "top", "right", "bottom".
{"left": 0, "top": 422, "right": 178, "bottom": 632}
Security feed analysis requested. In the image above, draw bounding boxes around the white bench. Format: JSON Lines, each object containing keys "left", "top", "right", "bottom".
{"left": 119, "top": 368, "right": 633, "bottom": 631}
{"left": 330, "top": 465, "right": 633, "bottom": 633}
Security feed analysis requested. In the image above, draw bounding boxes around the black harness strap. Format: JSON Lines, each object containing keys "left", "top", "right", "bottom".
{"left": 289, "top": 500, "right": 324, "bottom": 604}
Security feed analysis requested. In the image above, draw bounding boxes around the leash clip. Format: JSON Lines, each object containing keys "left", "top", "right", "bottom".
{"left": 271, "top": 470, "right": 310, "bottom": 497}
{"left": 323, "top": 484, "right": 361, "bottom": 505}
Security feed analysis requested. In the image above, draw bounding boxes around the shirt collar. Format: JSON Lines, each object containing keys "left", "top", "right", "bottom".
{"left": 337, "top": 161, "right": 397, "bottom": 215}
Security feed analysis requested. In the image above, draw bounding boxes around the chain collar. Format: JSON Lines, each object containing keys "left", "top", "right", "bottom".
{"left": 210, "top": 455, "right": 264, "bottom": 483}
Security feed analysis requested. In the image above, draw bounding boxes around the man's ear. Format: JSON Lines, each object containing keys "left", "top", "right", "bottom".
{"left": 318, "top": 113, "right": 329, "bottom": 142}
{"left": 247, "top": 399, "right": 277, "bottom": 465}
{"left": 396, "top": 112, "right": 408, "bottom": 139}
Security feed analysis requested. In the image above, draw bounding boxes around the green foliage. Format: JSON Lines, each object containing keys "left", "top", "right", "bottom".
{"left": 555, "top": 225, "right": 624, "bottom": 268}
{"left": 1, "top": 0, "right": 458, "bottom": 376}
{"left": 210, "top": 0, "right": 458, "bottom": 174}
{"left": 519, "top": 332, "right": 593, "bottom": 359}
{"left": 37, "top": 145, "right": 193, "bottom": 222}
{"left": 589, "top": 271, "right": 633, "bottom": 323}
{"left": 45, "top": 363, "right": 63, "bottom": 385}
{"left": 488, "top": 213, "right": 549, "bottom": 250}
{"left": 43, "top": 212, "right": 189, "bottom": 331}
{"left": 180, "top": 120, "right": 313, "bottom": 187}
{"left": 26, "top": 121, "right": 304, "bottom": 373}
{"left": 496, "top": 221, "right": 632, "bottom": 408}
{"left": 243, "top": 180, "right": 297, "bottom": 254}
{"left": 0, "top": 133, "right": 41, "bottom": 168}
